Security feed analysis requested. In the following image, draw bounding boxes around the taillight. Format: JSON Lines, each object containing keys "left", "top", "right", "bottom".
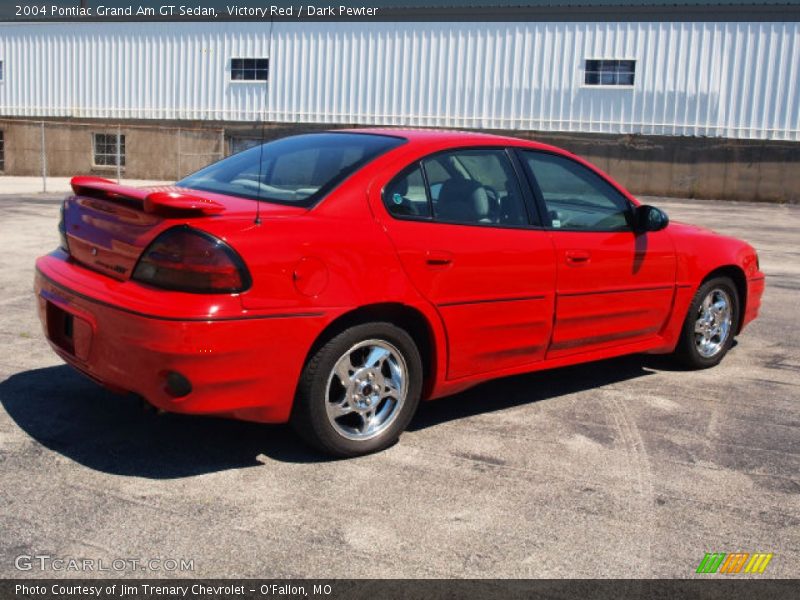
{"left": 58, "top": 199, "right": 70, "bottom": 253}
{"left": 132, "top": 226, "right": 251, "bottom": 294}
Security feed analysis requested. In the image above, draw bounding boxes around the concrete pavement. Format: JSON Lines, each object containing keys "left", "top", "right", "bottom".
{"left": 0, "top": 194, "right": 797, "bottom": 578}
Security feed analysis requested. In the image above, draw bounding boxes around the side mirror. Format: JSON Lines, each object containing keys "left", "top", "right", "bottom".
{"left": 634, "top": 205, "right": 669, "bottom": 233}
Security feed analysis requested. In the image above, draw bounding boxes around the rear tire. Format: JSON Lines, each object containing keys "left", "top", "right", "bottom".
{"left": 291, "top": 322, "right": 423, "bottom": 457}
{"left": 673, "top": 276, "right": 739, "bottom": 369}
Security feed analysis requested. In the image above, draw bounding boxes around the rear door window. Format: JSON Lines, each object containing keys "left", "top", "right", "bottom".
{"left": 383, "top": 165, "right": 432, "bottom": 218}
{"left": 422, "top": 149, "right": 529, "bottom": 227}
{"left": 383, "top": 149, "right": 532, "bottom": 227}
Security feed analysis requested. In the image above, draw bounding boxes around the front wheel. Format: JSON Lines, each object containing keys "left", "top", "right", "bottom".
{"left": 673, "top": 277, "right": 739, "bottom": 369}
{"left": 291, "top": 322, "right": 423, "bottom": 457}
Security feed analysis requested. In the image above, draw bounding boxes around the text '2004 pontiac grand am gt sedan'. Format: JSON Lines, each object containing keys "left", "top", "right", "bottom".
{"left": 35, "top": 129, "right": 765, "bottom": 456}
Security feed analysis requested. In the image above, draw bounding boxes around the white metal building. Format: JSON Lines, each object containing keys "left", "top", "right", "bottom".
{"left": 0, "top": 3, "right": 798, "bottom": 201}
{"left": 1, "top": 18, "right": 798, "bottom": 141}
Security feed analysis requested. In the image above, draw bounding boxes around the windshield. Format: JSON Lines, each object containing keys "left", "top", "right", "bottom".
{"left": 177, "top": 132, "right": 405, "bottom": 207}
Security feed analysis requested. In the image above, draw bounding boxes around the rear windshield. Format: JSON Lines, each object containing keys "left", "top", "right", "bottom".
{"left": 178, "top": 132, "right": 404, "bottom": 207}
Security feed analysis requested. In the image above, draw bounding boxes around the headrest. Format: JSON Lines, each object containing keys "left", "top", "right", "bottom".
{"left": 437, "top": 178, "right": 489, "bottom": 222}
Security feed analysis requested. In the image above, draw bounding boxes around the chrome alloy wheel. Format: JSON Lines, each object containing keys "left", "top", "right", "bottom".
{"left": 694, "top": 288, "right": 733, "bottom": 358}
{"left": 325, "top": 339, "right": 408, "bottom": 441}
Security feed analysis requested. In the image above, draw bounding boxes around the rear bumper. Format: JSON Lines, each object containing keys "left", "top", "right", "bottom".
{"left": 742, "top": 274, "right": 766, "bottom": 331}
{"left": 35, "top": 254, "right": 328, "bottom": 423}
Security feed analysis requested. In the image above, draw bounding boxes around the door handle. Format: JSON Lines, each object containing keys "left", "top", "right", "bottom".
{"left": 425, "top": 250, "right": 453, "bottom": 268}
{"left": 565, "top": 250, "right": 591, "bottom": 266}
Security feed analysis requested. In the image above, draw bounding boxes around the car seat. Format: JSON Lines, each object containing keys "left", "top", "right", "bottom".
{"left": 435, "top": 178, "right": 491, "bottom": 223}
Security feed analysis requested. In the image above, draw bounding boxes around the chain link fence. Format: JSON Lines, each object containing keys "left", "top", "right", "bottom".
{"left": 0, "top": 118, "right": 227, "bottom": 192}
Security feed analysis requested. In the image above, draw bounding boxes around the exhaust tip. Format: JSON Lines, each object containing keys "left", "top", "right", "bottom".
{"left": 164, "top": 371, "right": 192, "bottom": 399}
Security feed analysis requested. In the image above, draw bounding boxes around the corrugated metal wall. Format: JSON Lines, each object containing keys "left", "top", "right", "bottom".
{"left": 0, "top": 21, "right": 798, "bottom": 140}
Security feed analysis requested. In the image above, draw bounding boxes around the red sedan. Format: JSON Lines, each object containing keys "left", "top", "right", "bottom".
{"left": 35, "top": 129, "right": 765, "bottom": 456}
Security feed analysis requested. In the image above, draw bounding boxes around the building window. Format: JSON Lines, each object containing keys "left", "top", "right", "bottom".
{"left": 584, "top": 59, "right": 635, "bottom": 86}
{"left": 93, "top": 133, "right": 125, "bottom": 167}
{"left": 0, "top": 131, "right": 5, "bottom": 171}
{"left": 230, "top": 58, "right": 269, "bottom": 81}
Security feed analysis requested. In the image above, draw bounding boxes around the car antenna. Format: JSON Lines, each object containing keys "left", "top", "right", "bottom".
{"left": 254, "top": 16, "right": 274, "bottom": 225}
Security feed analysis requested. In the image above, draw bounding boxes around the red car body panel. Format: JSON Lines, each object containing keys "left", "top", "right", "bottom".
{"left": 34, "top": 129, "right": 765, "bottom": 423}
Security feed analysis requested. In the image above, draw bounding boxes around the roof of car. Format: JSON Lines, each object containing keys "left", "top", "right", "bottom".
{"left": 340, "top": 127, "right": 543, "bottom": 147}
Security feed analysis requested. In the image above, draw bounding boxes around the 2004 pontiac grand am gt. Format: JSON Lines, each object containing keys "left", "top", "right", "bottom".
{"left": 35, "top": 129, "right": 765, "bottom": 456}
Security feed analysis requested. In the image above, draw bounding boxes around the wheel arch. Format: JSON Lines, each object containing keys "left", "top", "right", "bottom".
{"left": 303, "top": 303, "right": 440, "bottom": 394}
{"left": 700, "top": 265, "right": 747, "bottom": 334}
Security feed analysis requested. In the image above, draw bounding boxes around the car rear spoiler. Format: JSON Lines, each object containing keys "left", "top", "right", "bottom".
{"left": 69, "top": 176, "right": 225, "bottom": 216}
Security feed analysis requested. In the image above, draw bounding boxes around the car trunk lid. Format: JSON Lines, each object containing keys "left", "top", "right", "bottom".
{"left": 62, "top": 176, "right": 304, "bottom": 281}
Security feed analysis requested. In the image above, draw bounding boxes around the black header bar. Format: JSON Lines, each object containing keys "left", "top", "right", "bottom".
{"left": 2, "top": 1, "right": 799, "bottom": 22}
{"left": 3, "top": 579, "right": 800, "bottom": 600}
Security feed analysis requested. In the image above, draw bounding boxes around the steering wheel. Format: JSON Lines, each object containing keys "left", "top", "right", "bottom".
{"left": 481, "top": 186, "right": 501, "bottom": 222}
